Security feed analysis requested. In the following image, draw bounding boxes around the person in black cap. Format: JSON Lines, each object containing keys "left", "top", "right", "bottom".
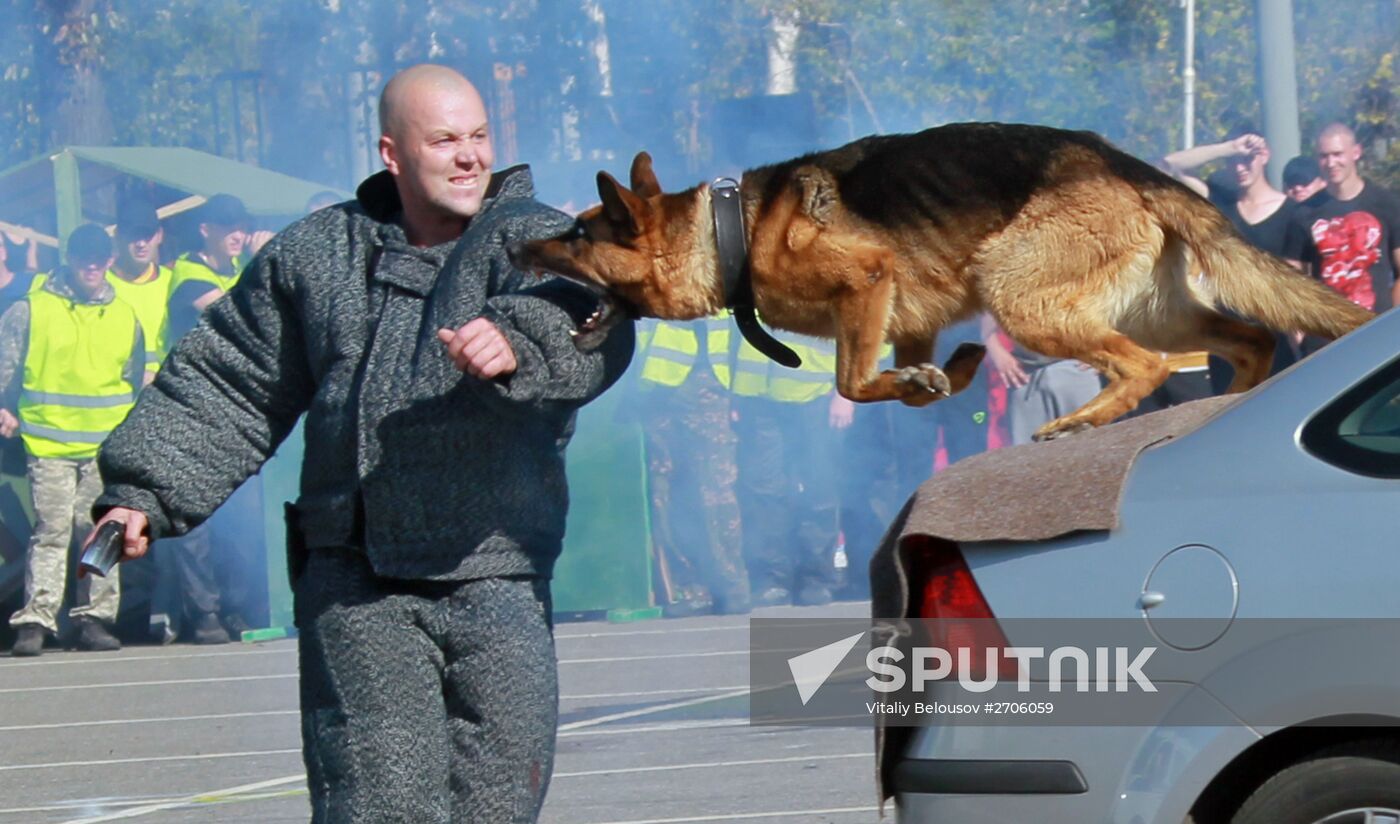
{"left": 1282, "top": 155, "right": 1329, "bottom": 207}
{"left": 109, "top": 200, "right": 173, "bottom": 377}
{"left": 166, "top": 194, "right": 261, "bottom": 645}
{"left": 167, "top": 193, "right": 250, "bottom": 343}
{"left": 0, "top": 224, "right": 146, "bottom": 655}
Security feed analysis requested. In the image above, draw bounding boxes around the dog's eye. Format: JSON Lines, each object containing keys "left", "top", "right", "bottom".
{"left": 569, "top": 221, "right": 589, "bottom": 241}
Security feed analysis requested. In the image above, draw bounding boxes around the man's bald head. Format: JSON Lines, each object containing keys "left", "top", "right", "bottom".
{"left": 1316, "top": 121, "right": 1363, "bottom": 193}
{"left": 1317, "top": 122, "right": 1357, "bottom": 148}
{"left": 376, "top": 64, "right": 495, "bottom": 245}
{"left": 379, "top": 64, "right": 482, "bottom": 139}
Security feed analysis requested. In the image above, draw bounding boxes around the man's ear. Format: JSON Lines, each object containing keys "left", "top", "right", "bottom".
{"left": 630, "top": 152, "right": 661, "bottom": 198}
{"left": 379, "top": 135, "right": 399, "bottom": 175}
{"left": 597, "top": 172, "right": 645, "bottom": 235}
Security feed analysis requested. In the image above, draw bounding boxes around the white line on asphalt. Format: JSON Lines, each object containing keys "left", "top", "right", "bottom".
{"left": 583, "top": 806, "right": 880, "bottom": 824}
{"left": 42, "top": 661, "right": 765, "bottom": 821}
{"left": 41, "top": 753, "right": 875, "bottom": 822}
{"left": 557, "top": 718, "right": 751, "bottom": 738}
{"left": 1, "top": 749, "right": 301, "bottom": 774}
{"left": 56, "top": 775, "right": 307, "bottom": 824}
{"left": 0, "top": 710, "right": 301, "bottom": 733}
{"left": 557, "top": 687, "right": 751, "bottom": 732}
{"left": 560, "top": 650, "right": 747, "bottom": 665}
{"left": 0, "top": 650, "right": 750, "bottom": 692}
{"left": 561, "top": 685, "right": 747, "bottom": 701}
{"left": 0, "top": 798, "right": 172, "bottom": 817}
{"left": 554, "top": 752, "right": 867, "bottom": 778}
{"left": 0, "top": 647, "right": 294, "bottom": 669}
{"left": 0, "top": 673, "right": 295, "bottom": 694}
{"left": 556, "top": 624, "right": 748, "bottom": 639}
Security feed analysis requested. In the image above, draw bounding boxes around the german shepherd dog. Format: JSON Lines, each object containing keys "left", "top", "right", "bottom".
{"left": 509, "top": 123, "right": 1372, "bottom": 440}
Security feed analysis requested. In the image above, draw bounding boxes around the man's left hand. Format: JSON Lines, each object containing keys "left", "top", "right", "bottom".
{"left": 437, "top": 318, "right": 518, "bottom": 379}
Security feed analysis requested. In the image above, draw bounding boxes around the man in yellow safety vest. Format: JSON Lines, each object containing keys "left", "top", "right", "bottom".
{"left": 0, "top": 224, "right": 147, "bottom": 655}
{"left": 635, "top": 315, "right": 750, "bottom": 617}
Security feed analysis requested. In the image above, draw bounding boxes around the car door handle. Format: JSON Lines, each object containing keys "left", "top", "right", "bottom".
{"left": 1139, "top": 591, "right": 1166, "bottom": 610}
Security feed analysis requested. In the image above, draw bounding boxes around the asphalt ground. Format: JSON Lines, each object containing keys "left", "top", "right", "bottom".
{"left": 0, "top": 599, "right": 880, "bottom": 823}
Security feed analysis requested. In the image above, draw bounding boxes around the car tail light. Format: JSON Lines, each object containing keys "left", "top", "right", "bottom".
{"left": 910, "top": 537, "right": 1017, "bottom": 679}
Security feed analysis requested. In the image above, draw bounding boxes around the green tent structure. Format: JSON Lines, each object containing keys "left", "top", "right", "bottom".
{"left": 0, "top": 145, "right": 350, "bottom": 256}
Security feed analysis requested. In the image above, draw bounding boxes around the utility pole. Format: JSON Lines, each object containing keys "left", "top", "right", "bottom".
{"left": 1256, "top": 0, "right": 1302, "bottom": 187}
{"left": 1183, "top": 0, "right": 1195, "bottom": 149}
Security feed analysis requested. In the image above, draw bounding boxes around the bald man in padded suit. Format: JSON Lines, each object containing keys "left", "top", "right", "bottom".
{"left": 88, "top": 64, "right": 635, "bottom": 823}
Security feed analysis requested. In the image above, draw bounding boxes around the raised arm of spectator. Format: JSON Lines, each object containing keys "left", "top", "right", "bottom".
{"left": 1162, "top": 135, "right": 1262, "bottom": 199}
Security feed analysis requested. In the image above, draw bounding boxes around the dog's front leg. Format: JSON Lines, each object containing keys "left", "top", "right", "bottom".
{"left": 831, "top": 262, "right": 951, "bottom": 406}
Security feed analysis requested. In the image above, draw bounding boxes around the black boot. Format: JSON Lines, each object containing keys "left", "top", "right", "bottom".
{"left": 74, "top": 618, "right": 122, "bottom": 652}
{"left": 794, "top": 583, "right": 833, "bottom": 607}
{"left": 192, "top": 612, "right": 230, "bottom": 645}
{"left": 11, "top": 625, "right": 46, "bottom": 657}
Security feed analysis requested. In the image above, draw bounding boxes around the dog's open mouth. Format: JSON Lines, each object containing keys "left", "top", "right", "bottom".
{"left": 570, "top": 291, "right": 634, "bottom": 351}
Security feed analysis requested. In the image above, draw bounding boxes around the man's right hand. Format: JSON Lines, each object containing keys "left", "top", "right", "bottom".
{"left": 0, "top": 409, "right": 17, "bottom": 438}
{"left": 83, "top": 508, "right": 152, "bottom": 565}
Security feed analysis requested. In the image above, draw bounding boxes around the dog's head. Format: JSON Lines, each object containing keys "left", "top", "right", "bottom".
{"left": 507, "top": 153, "right": 723, "bottom": 324}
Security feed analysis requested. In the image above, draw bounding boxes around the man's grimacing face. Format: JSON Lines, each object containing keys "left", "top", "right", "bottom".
{"left": 382, "top": 81, "right": 495, "bottom": 223}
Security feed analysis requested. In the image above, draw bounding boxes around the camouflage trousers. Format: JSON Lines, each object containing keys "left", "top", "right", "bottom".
{"left": 641, "top": 369, "right": 749, "bottom": 604}
{"left": 9, "top": 456, "right": 119, "bottom": 633}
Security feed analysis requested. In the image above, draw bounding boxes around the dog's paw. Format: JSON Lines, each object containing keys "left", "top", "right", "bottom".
{"left": 893, "top": 364, "right": 951, "bottom": 397}
{"left": 1032, "top": 420, "right": 1094, "bottom": 442}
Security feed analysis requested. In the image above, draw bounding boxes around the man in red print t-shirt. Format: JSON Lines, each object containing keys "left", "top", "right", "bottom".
{"left": 1312, "top": 210, "right": 1383, "bottom": 309}
{"left": 1285, "top": 122, "right": 1400, "bottom": 352}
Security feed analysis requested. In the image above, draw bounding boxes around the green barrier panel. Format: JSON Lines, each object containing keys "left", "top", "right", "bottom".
{"left": 259, "top": 420, "right": 302, "bottom": 633}
{"left": 553, "top": 388, "right": 654, "bottom": 615}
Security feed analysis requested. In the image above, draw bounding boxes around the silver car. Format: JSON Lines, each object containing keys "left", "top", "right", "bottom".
{"left": 880, "top": 307, "right": 1400, "bottom": 824}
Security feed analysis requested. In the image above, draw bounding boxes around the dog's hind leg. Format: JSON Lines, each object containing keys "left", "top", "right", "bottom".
{"left": 1166, "top": 310, "right": 1275, "bottom": 394}
{"left": 1006, "top": 330, "right": 1169, "bottom": 440}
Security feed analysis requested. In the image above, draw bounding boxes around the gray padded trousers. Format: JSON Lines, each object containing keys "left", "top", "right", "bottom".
{"left": 293, "top": 547, "right": 558, "bottom": 823}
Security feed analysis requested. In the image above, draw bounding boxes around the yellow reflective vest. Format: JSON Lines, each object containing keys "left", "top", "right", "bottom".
{"left": 731, "top": 330, "right": 837, "bottom": 403}
{"left": 19, "top": 289, "right": 140, "bottom": 459}
{"left": 637, "top": 314, "right": 732, "bottom": 388}
{"left": 107, "top": 265, "right": 174, "bottom": 373}
{"left": 170, "top": 253, "right": 241, "bottom": 295}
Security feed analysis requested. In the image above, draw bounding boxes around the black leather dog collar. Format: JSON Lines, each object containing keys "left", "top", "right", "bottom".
{"left": 710, "top": 178, "right": 801, "bottom": 368}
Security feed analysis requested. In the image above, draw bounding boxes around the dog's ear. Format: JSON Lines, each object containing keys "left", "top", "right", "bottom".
{"left": 597, "top": 171, "right": 644, "bottom": 235}
{"left": 793, "top": 166, "right": 838, "bottom": 226}
{"left": 630, "top": 152, "right": 661, "bottom": 198}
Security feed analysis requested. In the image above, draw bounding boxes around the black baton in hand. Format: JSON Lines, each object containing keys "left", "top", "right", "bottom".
{"left": 79, "top": 521, "right": 127, "bottom": 578}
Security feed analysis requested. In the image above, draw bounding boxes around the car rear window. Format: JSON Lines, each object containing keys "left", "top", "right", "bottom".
{"left": 1302, "top": 358, "right": 1400, "bottom": 478}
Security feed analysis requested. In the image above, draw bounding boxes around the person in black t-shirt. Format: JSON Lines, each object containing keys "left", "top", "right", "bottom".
{"left": 1163, "top": 126, "right": 1298, "bottom": 393}
{"left": 1164, "top": 126, "right": 1297, "bottom": 253}
{"left": 1285, "top": 123, "right": 1400, "bottom": 327}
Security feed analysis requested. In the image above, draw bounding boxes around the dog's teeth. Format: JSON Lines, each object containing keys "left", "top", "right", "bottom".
{"left": 569, "top": 329, "right": 578, "bottom": 338}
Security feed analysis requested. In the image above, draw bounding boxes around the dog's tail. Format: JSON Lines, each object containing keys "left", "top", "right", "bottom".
{"left": 1144, "top": 186, "right": 1372, "bottom": 340}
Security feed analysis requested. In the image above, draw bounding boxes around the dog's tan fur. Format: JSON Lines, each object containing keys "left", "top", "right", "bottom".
{"left": 512, "top": 123, "right": 1373, "bottom": 439}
